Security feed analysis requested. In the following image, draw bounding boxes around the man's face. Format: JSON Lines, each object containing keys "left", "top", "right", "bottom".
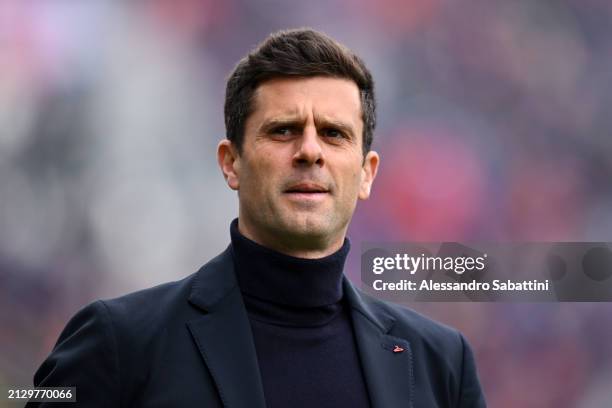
{"left": 218, "top": 76, "right": 379, "bottom": 257}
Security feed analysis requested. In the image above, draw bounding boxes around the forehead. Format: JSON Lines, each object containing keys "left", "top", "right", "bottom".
{"left": 249, "top": 76, "right": 363, "bottom": 127}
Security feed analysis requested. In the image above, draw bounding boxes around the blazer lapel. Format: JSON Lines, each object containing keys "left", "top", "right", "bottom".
{"left": 187, "top": 247, "right": 267, "bottom": 408}
{"left": 344, "top": 278, "right": 414, "bottom": 408}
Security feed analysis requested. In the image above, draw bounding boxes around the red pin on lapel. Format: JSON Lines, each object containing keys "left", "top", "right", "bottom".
{"left": 393, "top": 345, "right": 404, "bottom": 353}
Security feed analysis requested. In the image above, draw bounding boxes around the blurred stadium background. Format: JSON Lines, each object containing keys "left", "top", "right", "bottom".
{"left": 1, "top": 0, "right": 612, "bottom": 407}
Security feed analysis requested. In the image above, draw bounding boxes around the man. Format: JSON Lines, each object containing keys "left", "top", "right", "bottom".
{"left": 30, "top": 29, "right": 486, "bottom": 407}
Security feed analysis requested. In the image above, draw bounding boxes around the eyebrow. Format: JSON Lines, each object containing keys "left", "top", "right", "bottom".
{"left": 258, "top": 116, "right": 357, "bottom": 138}
{"left": 258, "top": 117, "right": 306, "bottom": 134}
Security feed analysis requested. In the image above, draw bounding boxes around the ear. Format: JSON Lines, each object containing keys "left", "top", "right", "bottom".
{"left": 217, "top": 139, "right": 240, "bottom": 190}
{"left": 359, "top": 150, "right": 379, "bottom": 200}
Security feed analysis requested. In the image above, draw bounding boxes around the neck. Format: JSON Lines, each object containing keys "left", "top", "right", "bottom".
{"left": 229, "top": 218, "right": 350, "bottom": 307}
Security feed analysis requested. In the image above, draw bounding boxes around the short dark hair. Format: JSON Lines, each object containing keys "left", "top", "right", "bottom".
{"left": 224, "top": 28, "right": 376, "bottom": 155}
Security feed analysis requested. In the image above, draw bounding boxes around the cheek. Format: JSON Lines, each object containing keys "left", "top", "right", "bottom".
{"left": 337, "top": 165, "right": 363, "bottom": 203}
{"left": 242, "top": 155, "right": 279, "bottom": 194}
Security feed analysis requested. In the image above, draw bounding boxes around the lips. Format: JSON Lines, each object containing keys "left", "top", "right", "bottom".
{"left": 284, "top": 182, "right": 330, "bottom": 194}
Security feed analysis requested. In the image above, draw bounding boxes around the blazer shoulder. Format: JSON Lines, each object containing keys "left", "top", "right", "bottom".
{"left": 101, "top": 272, "right": 195, "bottom": 316}
{"left": 100, "top": 245, "right": 234, "bottom": 324}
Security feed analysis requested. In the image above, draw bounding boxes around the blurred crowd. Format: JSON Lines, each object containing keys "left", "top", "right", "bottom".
{"left": 1, "top": 0, "right": 612, "bottom": 407}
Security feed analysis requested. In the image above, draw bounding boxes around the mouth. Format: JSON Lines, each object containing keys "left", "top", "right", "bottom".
{"left": 284, "top": 182, "right": 330, "bottom": 195}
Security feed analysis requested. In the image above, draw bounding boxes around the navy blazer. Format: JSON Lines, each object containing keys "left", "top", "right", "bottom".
{"left": 30, "top": 246, "right": 486, "bottom": 407}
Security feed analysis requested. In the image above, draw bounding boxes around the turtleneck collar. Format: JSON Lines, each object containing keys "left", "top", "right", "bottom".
{"left": 230, "top": 218, "right": 350, "bottom": 308}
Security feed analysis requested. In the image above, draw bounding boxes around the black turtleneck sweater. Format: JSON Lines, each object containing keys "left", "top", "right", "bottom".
{"left": 230, "top": 219, "right": 372, "bottom": 408}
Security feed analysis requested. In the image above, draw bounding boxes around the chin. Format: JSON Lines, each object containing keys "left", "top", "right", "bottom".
{"left": 284, "top": 213, "right": 327, "bottom": 231}
{"left": 284, "top": 220, "right": 338, "bottom": 244}
{"left": 284, "top": 224, "right": 327, "bottom": 239}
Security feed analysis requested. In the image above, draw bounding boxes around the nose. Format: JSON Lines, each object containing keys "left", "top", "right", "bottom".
{"left": 293, "top": 125, "right": 324, "bottom": 167}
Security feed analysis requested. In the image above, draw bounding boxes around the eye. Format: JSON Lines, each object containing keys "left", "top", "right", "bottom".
{"left": 271, "top": 127, "right": 293, "bottom": 136}
{"left": 322, "top": 128, "right": 344, "bottom": 139}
